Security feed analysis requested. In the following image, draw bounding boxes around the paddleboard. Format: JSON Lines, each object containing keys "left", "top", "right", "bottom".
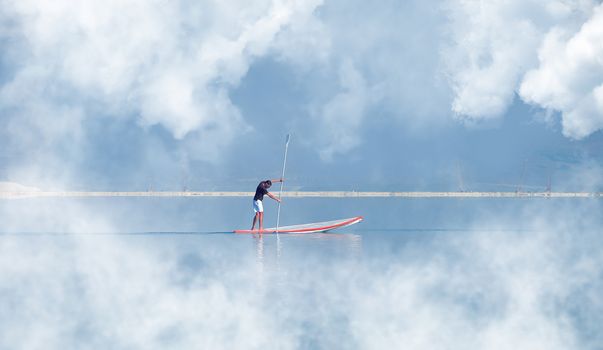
{"left": 234, "top": 216, "right": 363, "bottom": 234}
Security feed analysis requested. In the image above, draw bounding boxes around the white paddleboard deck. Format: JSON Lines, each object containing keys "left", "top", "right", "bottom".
{"left": 234, "top": 216, "right": 363, "bottom": 234}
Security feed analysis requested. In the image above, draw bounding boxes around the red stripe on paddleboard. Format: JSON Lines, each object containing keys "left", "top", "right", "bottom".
{"left": 234, "top": 216, "right": 363, "bottom": 234}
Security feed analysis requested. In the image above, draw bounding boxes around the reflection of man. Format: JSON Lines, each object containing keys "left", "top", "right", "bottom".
{"left": 251, "top": 179, "right": 283, "bottom": 231}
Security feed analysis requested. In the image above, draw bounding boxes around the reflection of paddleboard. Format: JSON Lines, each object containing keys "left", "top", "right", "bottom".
{"left": 234, "top": 216, "right": 363, "bottom": 234}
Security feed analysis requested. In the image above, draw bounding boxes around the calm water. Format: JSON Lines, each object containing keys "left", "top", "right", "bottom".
{"left": 1, "top": 198, "right": 602, "bottom": 349}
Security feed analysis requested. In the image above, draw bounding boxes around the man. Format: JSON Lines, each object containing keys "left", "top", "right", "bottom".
{"left": 251, "top": 178, "right": 283, "bottom": 231}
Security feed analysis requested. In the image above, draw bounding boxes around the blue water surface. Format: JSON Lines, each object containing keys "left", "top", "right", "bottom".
{"left": 0, "top": 198, "right": 602, "bottom": 349}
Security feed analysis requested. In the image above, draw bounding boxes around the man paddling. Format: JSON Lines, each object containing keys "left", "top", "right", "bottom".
{"left": 251, "top": 179, "right": 283, "bottom": 231}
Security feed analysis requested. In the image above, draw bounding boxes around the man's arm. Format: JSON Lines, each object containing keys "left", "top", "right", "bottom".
{"left": 270, "top": 178, "right": 284, "bottom": 183}
{"left": 266, "top": 192, "right": 281, "bottom": 203}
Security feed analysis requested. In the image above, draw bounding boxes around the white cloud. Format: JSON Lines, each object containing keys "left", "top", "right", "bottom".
{"left": 316, "top": 60, "right": 370, "bottom": 161}
{"left": 0, "top": 0, "right": 324, "bottom": 163}
{"left": 277, "top": 0, "right": 454, "bottom": 157}
{"left": 271, "top": 6, "right": 331, "bottom": 67}
{"left": 442, "top": 0, "right": 598, "bottom": 122}
{"left": 520, "top": 4, "right": 603, "bottom": 139}
{"left": 280, "top": 0, "right": 603, "bottom": 154}
{"left": 1, "top": 0, "right": 602, "bottom": 171}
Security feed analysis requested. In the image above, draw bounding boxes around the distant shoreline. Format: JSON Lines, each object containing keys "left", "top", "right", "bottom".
{"left": 0, "top": 191, "right": 601, "bottom": 198}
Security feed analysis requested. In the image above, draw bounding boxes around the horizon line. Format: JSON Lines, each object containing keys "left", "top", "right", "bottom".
{"left": 0, "top": 190, "right": 601, "bottom": 199}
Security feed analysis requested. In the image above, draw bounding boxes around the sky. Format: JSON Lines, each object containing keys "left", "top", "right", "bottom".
{"left": 1, "top": 1, "right": 603, "bottom": 349}
{"left": 0, "top": 0, "right": 602, "bottom": 192}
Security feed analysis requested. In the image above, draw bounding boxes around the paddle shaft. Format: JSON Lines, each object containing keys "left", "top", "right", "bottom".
{"left": 276, "top": 134, "right": 290, "bottom": 232}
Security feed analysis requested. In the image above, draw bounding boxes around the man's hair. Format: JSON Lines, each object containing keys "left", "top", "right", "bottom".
{"left": 265, "top": 180, "right": 272, "bottom": 186}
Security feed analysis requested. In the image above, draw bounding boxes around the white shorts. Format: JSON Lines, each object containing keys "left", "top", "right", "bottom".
{"left": 253, "top": 199, "right": 263, "bottom": 213}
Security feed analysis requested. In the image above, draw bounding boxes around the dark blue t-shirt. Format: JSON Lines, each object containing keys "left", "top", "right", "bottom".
{"left": 253, "top": 182, "right": 269, "bottom": 201}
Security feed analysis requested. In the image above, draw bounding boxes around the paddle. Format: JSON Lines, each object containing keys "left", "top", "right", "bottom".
{"left": 276, "top": 134, "right": 290, "bottom": 233}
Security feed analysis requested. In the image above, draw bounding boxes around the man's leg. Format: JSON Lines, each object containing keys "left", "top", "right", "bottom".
{"left": 251, "top": 213, "right": 258, "bottom": 230}
{"left": 259, "top": 212, "right": 264, "bottom": 230}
